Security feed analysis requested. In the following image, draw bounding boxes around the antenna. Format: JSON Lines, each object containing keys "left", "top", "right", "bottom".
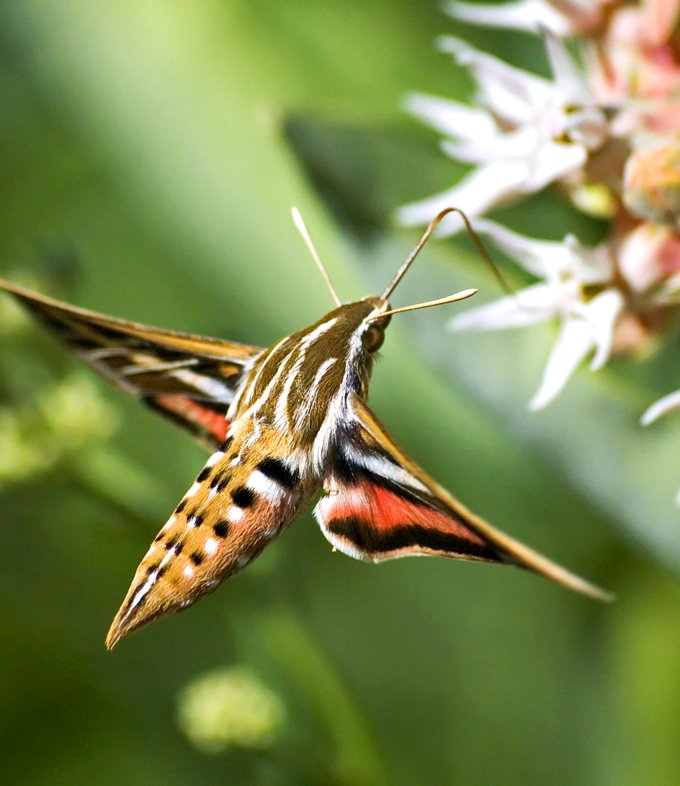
{"left": 382, "top": 207, "right": 515, "bottom": 300}
{"left": 291, "top": 208, "right": 341, "bottom": 307}
{"left": 369, "top": 289, "right": 478, "bottom": 321}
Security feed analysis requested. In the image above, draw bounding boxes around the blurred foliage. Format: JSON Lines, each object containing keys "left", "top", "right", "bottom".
{"left": 0, "top": 2, "right": 679, "bottom": 785}
{"left": 0, "top": 372, "right": 118, "bottom": 485}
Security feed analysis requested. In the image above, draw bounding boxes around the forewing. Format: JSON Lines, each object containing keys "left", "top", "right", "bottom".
{"left": 315, "top": 393, "right": 611, "bottom": 600}
{"left": 0, "top": 279, "right": 263, "bottom": 448}
{"left": 106, "top": 430, "right": 311, "bottom": 647}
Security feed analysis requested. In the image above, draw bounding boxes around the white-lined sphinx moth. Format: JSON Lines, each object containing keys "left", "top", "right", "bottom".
{"left": 1, "top": 210, "right": 610, "bottom": 648}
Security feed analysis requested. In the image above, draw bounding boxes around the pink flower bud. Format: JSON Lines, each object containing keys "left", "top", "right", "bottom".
{"left": 624, "top": 141, "right": 680, "bottom": 227}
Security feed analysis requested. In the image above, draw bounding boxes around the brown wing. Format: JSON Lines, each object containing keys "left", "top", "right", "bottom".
{"left": 0, "top": 279, "right": 264, "bottom": 449}
{"left": 314, "top": 392, "right": 612, "bottom": 601}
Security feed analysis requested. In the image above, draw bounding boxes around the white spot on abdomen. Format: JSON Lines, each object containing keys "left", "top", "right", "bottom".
{"left": 184, "top": 482, "right": 201, "bottom": 498}
{"left": 226, "top": 507, "right": 245, "bottom": 524}
{"left": 204, "top": 538, "right": 219, "bottom": 555}
{"left": 247, "top": 470, "right": 282, "bottom": 503}
{"left": 206, "top": 451, "right": 224, "bottom": 467}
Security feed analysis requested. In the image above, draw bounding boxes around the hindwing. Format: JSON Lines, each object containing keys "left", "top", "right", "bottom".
{"left": 315, "top": 393, "right": 611, "bottom": 600}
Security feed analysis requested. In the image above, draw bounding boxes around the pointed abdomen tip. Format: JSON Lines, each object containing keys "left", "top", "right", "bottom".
{"left": 105, "top": 617, "right": 127, "bottom": 650}
{"left": 105, "top": 605, "right": 146, "bottom": 650}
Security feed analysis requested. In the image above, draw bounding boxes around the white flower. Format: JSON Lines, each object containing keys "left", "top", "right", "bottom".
{"left": 641, "top": 389, "right": 680, "bottom": 505}
{"left": 397, "top": 1, "right": 680, "bottom": 505}
{"left": 448, "top": 220, "right": 624, "bottom": 409}
{"left": 640, "top": 389, "right": 680, "bottom": 426}
{"left": 396, "top": 33, "right": 608, "bottom": 234}
{"left": 444, "top": 0, "right": 614, "bottom": 37}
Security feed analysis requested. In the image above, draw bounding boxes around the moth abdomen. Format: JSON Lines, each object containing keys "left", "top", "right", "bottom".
{"left": 106, "top": 435, "right": 310, "bottom": 647}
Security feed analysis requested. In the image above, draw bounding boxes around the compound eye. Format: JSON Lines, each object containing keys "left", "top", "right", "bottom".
{"left": 361, "top": 325, "right": 385, "bottom": 352}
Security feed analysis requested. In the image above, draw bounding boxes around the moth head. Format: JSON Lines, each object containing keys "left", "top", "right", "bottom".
{"left": 359, "top": 296, "right": 391, "bottom": 353}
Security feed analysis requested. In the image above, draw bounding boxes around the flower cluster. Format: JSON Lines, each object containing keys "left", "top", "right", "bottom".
{"left": 177, "top": 666, "right": 286, "bottom": 753}
{"left": 398, "top": 0, "right": 680, "bottom": 422}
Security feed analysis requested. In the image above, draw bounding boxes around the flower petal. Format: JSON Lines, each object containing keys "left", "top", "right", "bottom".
{"left": 395, "top": 161, "right": 527, "bottom": 230}
{"left": 448, "top": 284, "right": 559, "bottom": 331}
{"left": 437, "top": 36, "right": 551, "bottom": 123}
{"left": 640, "top": 389, "right": 680, "bottom": 425}
{"left": 473, "top": 219, "right": 576, "bottom": 277}
{"left": 529, "top": 317, "right": 594, "bottom": 409}
{"left": 543, "top": 28, "right": 592, "bottom": 104}
{"left": 445, "top": 0, "right": 572, "bottom": 36}
{"left": 564, "top": 234, "right": 612, "bottom": 283}
{"left": 586, "top": 289, "right": 625, "bottom": 370}
{"left": 528, "top": 140, "right": 588, "bottom": 190}
{"left": 641, "top": 0, "right": 680, "bottom": 48}
{"left": 617, "top": 221, "right": 671, "bottom": 292}
{"left": 403, "top": 93, "right": 497, "bottom": 140}
{"left": 442, "top": 126, "right": 540, "bottom": 164}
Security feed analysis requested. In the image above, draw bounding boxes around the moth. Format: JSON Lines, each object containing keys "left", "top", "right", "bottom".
{"left": 0, "top": 209, "right": 609, "bottom": 648}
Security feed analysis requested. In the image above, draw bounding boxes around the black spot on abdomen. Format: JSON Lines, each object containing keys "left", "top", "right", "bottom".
{"left": 257, "top": 457, "right": 298, "bottom": 488}
{"left": 231, "top": 486, "right": 255, "bottom": 508}
{"left": 213, "top": 521, "right": 229, "bottom": 538}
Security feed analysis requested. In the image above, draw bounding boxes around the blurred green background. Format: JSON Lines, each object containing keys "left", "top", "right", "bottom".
{"left": 1, "top": 2, "right": 680, "bottom": 785}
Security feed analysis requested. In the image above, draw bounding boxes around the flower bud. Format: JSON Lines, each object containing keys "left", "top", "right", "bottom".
{"left": 177, "top": 666, "right": 286, "bottom": 754}
{"left": 624, "top": 140, "right": 680, "bottom": 227}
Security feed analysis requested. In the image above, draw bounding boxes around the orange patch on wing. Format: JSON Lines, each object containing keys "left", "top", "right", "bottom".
{"left": 154, "top": 394, "right": 229, "bottom": 442}
{"left": 324, "top": 479, "right": 486, "bottom": 545}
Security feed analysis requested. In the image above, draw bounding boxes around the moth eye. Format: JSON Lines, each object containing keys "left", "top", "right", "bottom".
{"left": 361, "top": 325, "right": 384, "bottom": 352}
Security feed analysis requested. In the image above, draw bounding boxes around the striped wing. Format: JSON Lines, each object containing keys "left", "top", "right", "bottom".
{"left": 0, "top": 279, "right": 263, "bottom": 449}
{"left": 315, "top": 393, "right": 611, "bottom": 600}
